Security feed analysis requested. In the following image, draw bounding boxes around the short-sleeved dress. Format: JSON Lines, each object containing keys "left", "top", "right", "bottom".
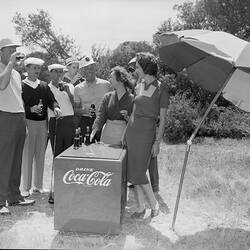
{"left": 124, "top": 80, "right": 169, "bottom": 185}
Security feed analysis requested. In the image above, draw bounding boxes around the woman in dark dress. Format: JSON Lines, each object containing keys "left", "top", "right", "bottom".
{"left": 124, "top": 53, "right": 169, "bottom": 218}
{"left": 90, "top": 66, "right": 134, "bottom": 145}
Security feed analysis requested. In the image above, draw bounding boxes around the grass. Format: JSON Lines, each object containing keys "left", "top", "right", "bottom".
{"left": 0, "top": 138, "right": 250, "bottom": 249}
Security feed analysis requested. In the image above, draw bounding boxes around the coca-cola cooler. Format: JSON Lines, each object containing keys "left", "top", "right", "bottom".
{"left": 54, "top": 143, "right": 127, "bottom": 234}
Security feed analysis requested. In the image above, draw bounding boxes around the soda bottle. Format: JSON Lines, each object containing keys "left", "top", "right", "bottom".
{"left": 73, "top": 128, "right": 80, "bottom": 149}
{"left": 78, "top": 127, "right": 82, "bottom": 147}
{"left": 90, "top": 104, "right": 96, "bottom": 119}
{"left": 38, "top": 99, "right": 43, "bottom": 116}
{"left": 84, "top": 126, "right": 90, "bottom": 145}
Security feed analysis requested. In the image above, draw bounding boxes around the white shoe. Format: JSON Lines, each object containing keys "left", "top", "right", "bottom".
{"left": 0, "top": 206, "right": 10, "bottom": 215}
{"left": 32, "top": 188, "right": 48, "bottom": 194}
{"left": 21, "top": 191, "right": 30, "bottom": 198}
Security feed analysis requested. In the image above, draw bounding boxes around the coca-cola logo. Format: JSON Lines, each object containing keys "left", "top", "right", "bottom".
{"left": 63, "top": 167, "right": 113, "bottom": 187}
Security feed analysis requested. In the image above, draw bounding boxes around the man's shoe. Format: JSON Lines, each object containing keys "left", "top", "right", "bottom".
{"left": 0, "top": 206, "right": 11, "bottom": 215}
{"left": 32, "top": 188, "right": 47, "bottom": 194}
{"left": 131, "top": 209, "right": 146, "bottom": 219}
{"left": 9, "top": 198, "right": 35, "bottom": 206}
{"left": 21, "top": 191, "right": 30, "bottom": 198}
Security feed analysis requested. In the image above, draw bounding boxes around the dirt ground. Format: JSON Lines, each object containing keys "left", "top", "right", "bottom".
{"left": 0, "top": 139, "right": 250, "bottom": 249}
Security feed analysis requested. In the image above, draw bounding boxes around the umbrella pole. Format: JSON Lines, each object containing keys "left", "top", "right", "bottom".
{"left": 171, "top": 70, "right": 235, "bottom": 231}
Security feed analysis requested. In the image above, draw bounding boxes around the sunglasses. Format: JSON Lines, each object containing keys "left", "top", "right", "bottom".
{"left": 128, "top": 66, "right": 135, "bottom": 73}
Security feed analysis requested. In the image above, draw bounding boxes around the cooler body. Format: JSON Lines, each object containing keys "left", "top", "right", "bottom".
{"left": 54, "top": 144, "right": 127, "bottom": 234}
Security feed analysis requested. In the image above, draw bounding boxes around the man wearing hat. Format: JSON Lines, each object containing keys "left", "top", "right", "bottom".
{"left": 48, "top": 63, "right": 75, "bottom": 157}
{"left": 0, "top": 38, "right": 34, "bottom": 215}
{"left": 62, "top": 57, "right": 83, "bottom": 86}
{"left": 20, "top": 58, "right": 61, "bottom": 197}
{"left": 74, "top": 56, "right": 112, "bottom": 140}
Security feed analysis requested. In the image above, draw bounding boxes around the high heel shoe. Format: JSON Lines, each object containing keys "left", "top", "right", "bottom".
{"left": 151, "top": 203, "right": 160, "bottom": 218}
{"left": 150, "top": 208, "right": 159, "bottom": 218}
{"left": 130, "top": 209, "right": 146, "bottom": 219}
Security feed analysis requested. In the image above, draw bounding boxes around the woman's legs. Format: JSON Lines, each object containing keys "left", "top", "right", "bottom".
{"left": 134, "top": 185, "right": 145, "bottom": 212}
{"left": 141, "top": 183, "right": 159, "bottom": 210}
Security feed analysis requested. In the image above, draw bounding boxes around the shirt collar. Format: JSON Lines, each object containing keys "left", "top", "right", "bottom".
{"left": 23, "top": 78, "right": 40, "bottom": 89}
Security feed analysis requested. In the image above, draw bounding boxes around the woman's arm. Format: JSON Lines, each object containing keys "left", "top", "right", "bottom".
{"left": 90, "top": 94, "right": 108, "bottom": 142}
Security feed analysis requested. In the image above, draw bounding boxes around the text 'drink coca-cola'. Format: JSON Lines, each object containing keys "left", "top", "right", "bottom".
{"left": 63, "top": 168, "right": 113, "bottom": 187}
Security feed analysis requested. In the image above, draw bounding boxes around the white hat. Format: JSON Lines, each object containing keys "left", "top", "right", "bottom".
{"left": 79, "top": 56, "right": 95, "bottom": 69}
{"left": 48, "top": 64, "right": 66, "bottom": 72}
{"left": 24, "top": 57, "right": 44, "bottom": 66}
{"left": 0, "top": 38, "right": 20, "bottom": 50}
{"left": 128, "top": 57, "right": 136, "bottom": 65}
{"left": 65, "top": 57, "right": 79, "bottom": 66}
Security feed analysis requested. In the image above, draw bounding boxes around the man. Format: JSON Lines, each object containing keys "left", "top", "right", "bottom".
{"left": 62, "top": 57, "right": 84, "bottom": 86}
{"left": 0, "top": 38, "right": 35, "bottom": 215}
{"left": 74, "top": 56, "right": 112, "bottom": 140}
{"left": 48, "top": 64, "right": 75, "bottom": 157}
{"left": 128, "top": 57, "right": 160, "bottom": 193}
{"left": 20, "top": 57, "right": 62, "bottom": 197}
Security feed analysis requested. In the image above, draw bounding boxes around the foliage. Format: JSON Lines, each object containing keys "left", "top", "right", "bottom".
{"left": 198, "top": 106, "right": 250, "bottom": 139}
{"left": 12, "top": 9, "right": 80, "bottom": 60}
{"left": 164, "top": 93, "right": 199, "bottom": 143}
{"left": 163, "top": 93, "right": 250, "bottom": 143}
{"left": 91, "top": 45, "right": 112, "bottom": 80}
{"left": 91, "top": 41, "right": 156, "bottom": 80}
{"left": 155, "top": 0, "right": 250, "bottom": 40}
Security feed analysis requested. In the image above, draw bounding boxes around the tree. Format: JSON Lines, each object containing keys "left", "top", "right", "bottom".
{"left": 12, "top": 9, "right": 80, "bottom": 60}
{"left": 155, "top": 0, "right": 250, "bottom": 40}
{"left": 90, "top": 41, "right": 155, "bottom": 80}
{"left": 109, "top": 41, "right": 155, "bottom": 68}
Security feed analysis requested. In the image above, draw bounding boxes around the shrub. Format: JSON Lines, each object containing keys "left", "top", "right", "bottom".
{"left": 164, "top": 93, "right": 198, "bottom": 143}
{"left": 198, "top": 106, "right": 250, "bottom": 139}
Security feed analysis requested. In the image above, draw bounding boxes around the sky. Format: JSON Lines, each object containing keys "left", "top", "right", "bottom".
{"left": 1, "top": 0, "right": 189, "bottom": 55}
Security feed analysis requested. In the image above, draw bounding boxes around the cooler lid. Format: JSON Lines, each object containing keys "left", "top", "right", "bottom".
{"left": 58, "top": 143, "right": 124, "bottom": 160}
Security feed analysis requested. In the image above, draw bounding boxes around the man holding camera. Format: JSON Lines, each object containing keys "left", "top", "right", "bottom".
{"left": 0, "top": 39, "right": 35, "bottom": 215}
{"left": 48, "top": 64, "right": 75, "bottom": 157}
{"left": 21, "top": 58, "right": 61, "bottom": 197}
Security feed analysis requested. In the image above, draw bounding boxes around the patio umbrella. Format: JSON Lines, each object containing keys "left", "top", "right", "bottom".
{"left": 157, "top": 29, "right": 250, "bottom": 230}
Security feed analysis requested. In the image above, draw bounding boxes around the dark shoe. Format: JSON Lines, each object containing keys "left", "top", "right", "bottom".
{"left": 151, "top": 208, "right": 159, "bottom": 218}
{"left": 131, "top": 209, "right": 146, "bottom": 219}
{"left": 0, "top": 206, "right": 11, "bottom": 215}
{"left": 9, "top": 198, "right": 35, "bottom": 206}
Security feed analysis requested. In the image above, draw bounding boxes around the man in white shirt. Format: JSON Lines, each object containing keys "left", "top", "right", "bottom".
{"left": 20, "top": 57, "right": 61, "bottom": 197}
{"left": 74, "top": 56, "right": 111, "bottom": 141}
{"left": 0, "top": 38, "right": 35, "bottom": 215}
{"left": 48, "top": 64, "right": 75, "bottom": 157}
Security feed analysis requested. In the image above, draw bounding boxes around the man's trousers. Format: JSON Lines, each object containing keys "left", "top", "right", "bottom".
{"left": 0, "top": 111, "right": 26, "bottom": 206}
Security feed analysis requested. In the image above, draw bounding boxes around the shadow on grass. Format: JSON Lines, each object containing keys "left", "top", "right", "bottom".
{"left": 50, "top": 212, "right": 172, "bottom": 250}
{"left": 0, "top": 192, "right": 53, "bottom": 233}
{"left": 173, "top": 227, "right": 250, "bottom": 250}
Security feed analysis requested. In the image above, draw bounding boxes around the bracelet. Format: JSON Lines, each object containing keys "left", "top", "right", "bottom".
{"left": 154, "top": 139, "right": 161, "bottom": 144}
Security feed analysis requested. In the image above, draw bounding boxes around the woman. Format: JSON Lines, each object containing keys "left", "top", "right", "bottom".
{"left": 124, "top": 52, "right": 169, "bottom": 218}
{"left": 90, "top": 66, "right": 134, "bottom": 145}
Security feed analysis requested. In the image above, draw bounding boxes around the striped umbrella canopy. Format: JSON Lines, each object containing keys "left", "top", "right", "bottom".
{"left": 158, "top": 29, "right": 250, "bottom": 111}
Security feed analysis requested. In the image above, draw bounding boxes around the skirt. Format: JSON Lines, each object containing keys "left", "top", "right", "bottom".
{"left": 124, "top": 115, "right": 156, "bottom": 184}
{"left": 101, "top": 119, "right": 127, "bottom": 146}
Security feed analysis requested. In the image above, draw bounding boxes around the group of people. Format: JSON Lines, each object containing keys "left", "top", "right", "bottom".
{"left": 0, "top": 37, "right": 169, "bottom": 219}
